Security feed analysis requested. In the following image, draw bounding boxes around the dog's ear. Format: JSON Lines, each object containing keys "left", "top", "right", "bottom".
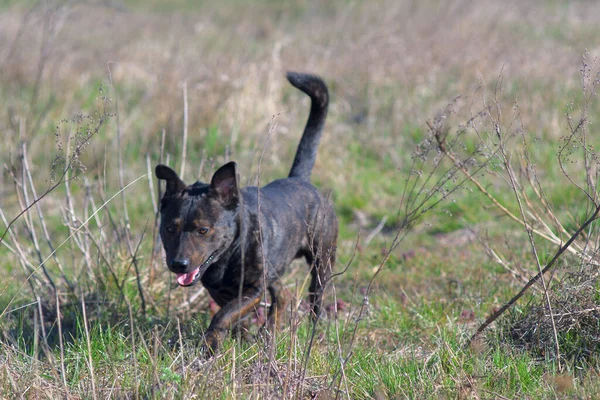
{"left": 210, "top": 161, "right": 240, "bottom": 207}
{"left": 155, "top": 164, "right": 186, "bottom": 195}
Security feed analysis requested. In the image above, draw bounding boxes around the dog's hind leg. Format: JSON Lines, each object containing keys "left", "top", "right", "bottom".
{"left": 231, "top": 314, "right": 254, "bottom": 342}
{"left": 266, "top": 280, "right": 290, "bottom": 330}
{"left": 307, "top": 244, "right": 335, "bottom": 321}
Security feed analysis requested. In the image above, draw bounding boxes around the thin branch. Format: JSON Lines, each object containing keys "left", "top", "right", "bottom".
{"left": 180, "top": 80, "right": 189, "bottom": 180}
{"left": 467, "top": 203, "right": 600, "bottom": 345}
{"left": 0, "top": 174, "right": 147, "bottom": 320}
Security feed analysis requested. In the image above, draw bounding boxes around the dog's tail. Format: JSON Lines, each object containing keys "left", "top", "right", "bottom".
{"left": 286, "top": 71, "right": 329, "bottom": 181}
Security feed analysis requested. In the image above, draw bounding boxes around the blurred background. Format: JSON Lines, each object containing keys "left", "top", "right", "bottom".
{"left": 2, "top": 0, "right": 598, "bottom": 246}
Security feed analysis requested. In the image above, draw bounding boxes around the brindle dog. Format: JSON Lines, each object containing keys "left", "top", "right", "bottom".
{"left": 155, "top": 72, "right": 338, "bottom": 353}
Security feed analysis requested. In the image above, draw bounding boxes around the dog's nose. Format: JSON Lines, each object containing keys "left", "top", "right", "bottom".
{"left": 170, "top": 259, "right": 189, "bottom": 272}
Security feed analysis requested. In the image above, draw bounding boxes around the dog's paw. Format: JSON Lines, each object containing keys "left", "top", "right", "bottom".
{"left": 257, "top": 324, "right": 281, "bottom": 347}
{"left": 232, "top": 325, "right": 255, "bottom": 344}
{"left": 200, "top": 328, "right": 226, "bottom": 356}
{"left": 190, "top": 355, "right": 216, "bottom": 371}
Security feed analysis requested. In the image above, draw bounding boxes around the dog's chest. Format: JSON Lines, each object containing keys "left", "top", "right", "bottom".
{"left": 200, "top": 261, "right": 240, "bottom": 304}
{"left": 200, "top": 262, "right": 231, "bottom": 289}
{"left": 205, "top": 286, "right": 237, "bottom": 306}
{"left": 200, "top": 260, "right": 241, "bottom": 293}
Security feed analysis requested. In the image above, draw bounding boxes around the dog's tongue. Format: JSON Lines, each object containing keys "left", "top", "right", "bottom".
{"left": 176, "top": 268, "right": 199, "bottom": 286}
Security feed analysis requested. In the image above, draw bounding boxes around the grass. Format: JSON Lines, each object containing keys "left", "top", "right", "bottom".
{"left": 2, "top": 0, "right": 600, "bottom": 398}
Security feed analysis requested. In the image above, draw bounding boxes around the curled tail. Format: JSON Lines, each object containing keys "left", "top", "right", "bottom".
{"left": 286, "top": 71, "right": 329, "bottom": 181}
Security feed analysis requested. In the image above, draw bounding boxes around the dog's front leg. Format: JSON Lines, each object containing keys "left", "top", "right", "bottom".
{"left": 203, "top": 287, "right": 262, "bottom": 354}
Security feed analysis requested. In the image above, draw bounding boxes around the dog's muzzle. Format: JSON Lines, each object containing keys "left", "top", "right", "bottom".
{"left": 174, "top": 253, "right": 216, "bottom": 286}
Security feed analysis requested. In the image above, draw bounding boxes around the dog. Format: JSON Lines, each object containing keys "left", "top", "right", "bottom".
{"left": 155, "top": 72, "right": 338, "bottom": 353}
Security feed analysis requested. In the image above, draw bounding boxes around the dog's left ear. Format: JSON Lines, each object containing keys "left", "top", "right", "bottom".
{"left": 155, "top": 164, "right": 186, "bottom": 196}
{"left": 210, "top": 161, "right": 240, "bottom": 208}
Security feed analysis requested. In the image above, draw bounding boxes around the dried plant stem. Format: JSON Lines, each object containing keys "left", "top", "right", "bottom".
{"left": 147, "top": 153, "right": 158, "bottom": 285}
{"left": 80, "top": 290, "right": 97, "bottom": 400}
{"left": 364, "top": 215, "right": 388, "bottom": 247}
{"left": 330, "top": 284, "right": 350, "bottom": 399}
{"left": 467, "top": 203, "right": 600, "bottom": 345}
{"left": 177, "top": 317, "right": 186, "bottom": 381}
{"left": 22, "top": 140, "right": 73, "bottom": 290}
{"left": 35, "top": 295, "right": 64, "bottom": 389}
{"left": 0, "top": 98, "right": 108, "bottom": 246}
{"left": 17, "top": 136, "right": 56, "bottom": 292}
{"left": 0, "top": 206, "right": 40, "bottom": 294}
{"left": 0, "top": 176, "right": 67, "bottom": 245}
{"left": 331, "top": 224, "right": 402, "bottom": 395}
{"left": 254, "top": 116, "right": 276, "bottom": 398}
{"left": 81, "top": 207, "right": 121, "bottom": 292}
{"left": 180, "top": 80, "right": 189, "bottom": 180}
{"left": 431, "top": 104, "right": 597, "bottom": 350}
{"left": 119, "top": 224, "right": 148, "bottom": 315}
{"left": 146, "top": 154, "right": 158, "bottom": 214}
{"left": 501, "top": 143, "right": 562, "bottom": 369}
{"left": 179, "top": 287, "right": 206, "bottom": 309}
{"left": 56, "top": 292, "right": 69, "bottom": 397}
{"left": 109, "top": 65, "right": 147, "bottom": 317}
{"left": 84, "top": 178, "right": 107, "bottom": 243}
{"left": 149, "top": 129, "right": 167, "bottom": 285}
{"left": 137, "top": 325, "right": 161, "bottom": 395}
{"left": 433, "top": 123, "right": 595, "bottom": 265}
{"left": 0, "top": 175, "right": 147, "bottom": 320}
{"left": 127, "top": 300, "right": 140, "bottom": 398}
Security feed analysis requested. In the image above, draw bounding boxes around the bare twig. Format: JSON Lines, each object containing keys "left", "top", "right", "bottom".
{"left": 498, "top": 120, "right": 562, "bottom": 369}
{"left": 180, "top": 80, "right": 189, "bottom": 180}
{"left": 23, "top": 138, "right": 73, "bottom": 291}
{"left": 364, "top": 215, "right": 388, "bottom": 247}
{"left": 0, "top": 97, "right": 109, "bottom": 245}
{"left": 149, "top": 129, "right": 167, "bottom": 285}
{"left": 55, "top": 292, "right": 69, "bottom": 397}
{"left": 432, "top": 119, "right": 599, "bottom": 266}
{"left": 467, "top": 203, "right": 600, "bottom": 345}
{"left": 80, "top": 290, "right": 97, "bottom": 400}
{"left": 0, "top": 175, "right": 147, "bottom": 320}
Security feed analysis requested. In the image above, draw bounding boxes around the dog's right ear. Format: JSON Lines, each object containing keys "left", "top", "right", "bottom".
{"left": 210, "top": 161, "right": 240, "bottom": 208}
{"left": 155, "top": 165, "right": 186, "bottom": 195}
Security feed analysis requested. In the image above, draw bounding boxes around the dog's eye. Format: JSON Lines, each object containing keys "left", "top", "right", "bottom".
{"left": 166, "top": 226, "right": 176, "bottom": 233}
{"left": 197, "top": 227, "right": 209, "bottom": 235}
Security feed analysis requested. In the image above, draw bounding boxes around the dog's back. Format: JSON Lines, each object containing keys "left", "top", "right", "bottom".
{"left": 242, "top": 176, "right": 337, "bottom": 273}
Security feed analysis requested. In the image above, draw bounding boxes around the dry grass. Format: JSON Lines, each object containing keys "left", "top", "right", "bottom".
{"left": 506, "top": 266, "right": 600, "bottom": 366}
{"left": 1, "top": 1, "right": 597, "bottom": 167}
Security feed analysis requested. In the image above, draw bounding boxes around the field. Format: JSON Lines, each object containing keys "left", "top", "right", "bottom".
{"left": 1, "top": 0, "right": 600, "bottom": 398}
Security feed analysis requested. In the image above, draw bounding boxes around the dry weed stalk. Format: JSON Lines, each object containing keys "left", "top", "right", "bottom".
{"left": 328, "top": 98, "right": 493, "bottom": 395}
{"left": 80, "top": 290, "right": 97, "bottom": 400}
{"left": 107, "top": 64, "right": 148, "bottom": 317}
{"left": 0, "top": 88, "right": 111, "bottom": 247}
{"left": 439, "top": 57, "right": 600, "bottom": 352}
{"left": 0, "top": 173, "right": 147, "bottom": 321}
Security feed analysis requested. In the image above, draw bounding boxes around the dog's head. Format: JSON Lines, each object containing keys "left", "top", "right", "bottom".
{"left": 155, "top": 162, "right": 241, "bottom": 287}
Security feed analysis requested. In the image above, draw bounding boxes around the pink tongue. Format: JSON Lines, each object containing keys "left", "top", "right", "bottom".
{"left": 176, "top": 268, "right": 199, "bottom": 286}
